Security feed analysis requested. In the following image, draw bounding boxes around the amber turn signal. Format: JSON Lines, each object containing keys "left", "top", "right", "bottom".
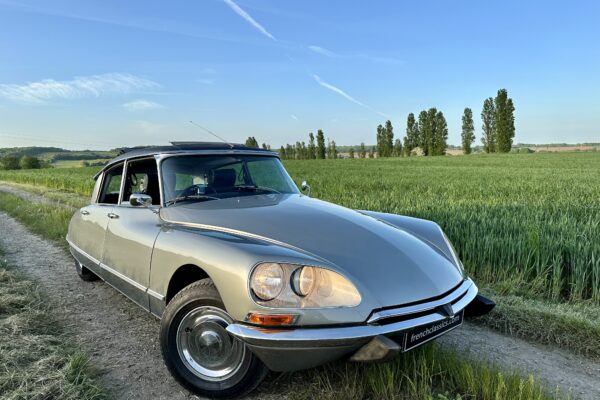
{"left": 246, "top": 313, "right": 297, "bottom": 326}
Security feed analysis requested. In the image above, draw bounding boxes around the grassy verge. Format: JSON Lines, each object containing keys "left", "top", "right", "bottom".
{"left": 0, "top": 191, "right": 72, "bottom": 249}
{"left": 0, "top": 255, "right": 106, "bottom": 399}
{"left": 288, "top": 343, "right": 566, "bottom": 400}
{"left": 0, "top": 180, "right": 89, "bottom": 209}
{"left": 475, "top": 288, "right": 600, "bottom": 359}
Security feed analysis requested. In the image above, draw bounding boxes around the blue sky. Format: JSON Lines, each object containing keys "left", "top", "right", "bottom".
{"left": 0, "top": 0, "right": 599, "bottom": 150}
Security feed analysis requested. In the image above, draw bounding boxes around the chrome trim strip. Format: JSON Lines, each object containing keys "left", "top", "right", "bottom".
{"left": 226, "top": 281, "right": 477, "bottom": 348}
{"left": 367, "top": 279, "right": 473, "bottom": 324}
{"left": 67, "top": 238, "right": 101, "bottom": 266}
{"left": 147, "top": 288, "right": 165, "bottom": 301}
{"left": 68, "top": 238, "right": 161, "bottom": 303}
{"left": 100, "top": 262, "right": 147, "bottom": 292}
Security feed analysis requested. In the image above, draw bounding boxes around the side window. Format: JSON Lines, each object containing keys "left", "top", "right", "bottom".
{"left": 99, "top": 164, "right": 124, "bottom": 204}
{"left": 123, "top": 158, "right": 160, "bottom": 205}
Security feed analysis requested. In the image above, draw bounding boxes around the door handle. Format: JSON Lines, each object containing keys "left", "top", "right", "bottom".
{"left": 107, "top": 212, "right": 119, "bottom": 219}
{"left": 80, "top": 209, "right": 90, "bottom": 215}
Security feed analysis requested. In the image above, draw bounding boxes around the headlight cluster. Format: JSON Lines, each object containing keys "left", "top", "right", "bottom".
{"left": 250, "top": 263, "right": 361, "bottom": 308}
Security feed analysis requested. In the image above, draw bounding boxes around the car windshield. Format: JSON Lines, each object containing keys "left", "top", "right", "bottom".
{"left": 161, "top": 154, "right": 299, "bottom": 205}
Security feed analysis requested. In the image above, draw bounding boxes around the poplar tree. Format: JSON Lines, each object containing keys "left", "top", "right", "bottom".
{"left": 494, "top": 89, "right": 515, "bottom": 153}
{"left": 376, "top": 124, "right": 385, "bottom": 157}
{"left": 393, "top": 138, "right": 403, "bottom": 157}
{"left": 349, "top": 147, "right": 355, "bottom": 158}
{"left": 461, "top": 107, "right": 475, "bottom": 154}
{"left": 308, "top": 132, "right": 317, "bottom": 159}
{"left": 384, "top": 120, "right": 394, "bottom": 157}
{"left": 331, "top": 140, "right": 338, "bottom": 159}
{"left": 481, "top": 98, "right": 496, "bottom": 153}
{"left": 245, "top": 137, "right": 259, "bottom": 148}
{"left": 359, "top": 142, "right": 366, "bottom": 158}
{"left": 433, "top": 111, "right": 448, "bottom": 155}
{"left": 316, "top": 129, "right": 326, "bottom": 159}
{"left": 404, "top": 113, "right": 419, "bottom": 155}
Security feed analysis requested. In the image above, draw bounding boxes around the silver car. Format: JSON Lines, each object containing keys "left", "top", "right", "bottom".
{"left": 67, "top": 142, "right": 494, "bottom": 398}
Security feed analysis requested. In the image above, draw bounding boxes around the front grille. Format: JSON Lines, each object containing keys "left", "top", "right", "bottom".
{"left": 366, "top": 279, "right": 471, "bottom": 325}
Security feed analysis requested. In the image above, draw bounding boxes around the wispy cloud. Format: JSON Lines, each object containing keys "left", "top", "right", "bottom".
{"left": 290, "top": 114, "right": 299, "bottom": 121}
{"left": 312, "top": 74, "right": 366, "bottom": 107}
{"left": 197, "top": 78, "right": 215, "bottom": 85}
{"left": 308, "top": 45, "right": 336, "bottom": 57}
{"left": 312, "top": 74, "right": 386, "bottom": 116}
{"left": 122, "top": 99, "right": 164, "bottom": 112}
{"left": 0, "top": 73, "right": 158, "bottom": 103}
{"left": 223, "top": 0, "right": 276, "bottom": 40}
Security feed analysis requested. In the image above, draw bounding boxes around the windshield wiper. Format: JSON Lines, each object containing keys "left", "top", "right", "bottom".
{"left": 235, "top": 185, "right": 280, "bottom": 194}
{"left": 165, "top": 194, "right": 220, "bottom": 206}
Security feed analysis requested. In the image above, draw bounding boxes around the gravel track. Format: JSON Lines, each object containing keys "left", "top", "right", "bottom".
{"left": 1, "top": 184, "right": 599, "bottom": 399}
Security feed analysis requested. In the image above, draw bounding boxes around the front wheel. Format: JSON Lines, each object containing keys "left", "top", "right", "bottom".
{"left": 160, "top": 279, "right": 268, "bottom": 398}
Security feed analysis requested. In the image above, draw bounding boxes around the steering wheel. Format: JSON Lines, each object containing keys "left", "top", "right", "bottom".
{"left": 179, "top": 184, "right": 217, "bottom": 198}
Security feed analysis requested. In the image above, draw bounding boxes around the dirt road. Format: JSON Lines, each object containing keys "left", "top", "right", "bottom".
{"left": 1, "top": 183, "right": 599, "bottom": 398}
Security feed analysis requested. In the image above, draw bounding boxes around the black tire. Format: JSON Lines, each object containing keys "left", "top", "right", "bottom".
{"left": 74, "top": 259, "right": 99, "bottom": 281}
{"left": 160, "top": 279, "right": 268, "bottom": 399}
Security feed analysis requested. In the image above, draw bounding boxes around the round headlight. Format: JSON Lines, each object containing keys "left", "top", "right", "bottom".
{"left": 292, "top": 266, "right": 316, "bottom": 296}
{"left": 251, "top": 263, "right": 284, "bottom": 301}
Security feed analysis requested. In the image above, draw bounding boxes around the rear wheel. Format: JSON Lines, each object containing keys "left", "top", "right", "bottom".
{"left": 160, "top": 279, "right": 268, "bottom": 398}
{"left": 74, "top": 259, "right": 99, "bottom": 281}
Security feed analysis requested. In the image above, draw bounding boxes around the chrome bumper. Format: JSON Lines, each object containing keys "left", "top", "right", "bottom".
{"left": 226, "top": 279, "right": 478, "bottom": 371}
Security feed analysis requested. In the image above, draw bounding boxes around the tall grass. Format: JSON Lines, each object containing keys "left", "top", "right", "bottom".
{"left": 290, "top": 343, "right": 564, "bottom": 400}
{"left": 0, "top": 192, "right": 73, "bottom": 248}
{"left": 0, "top": 166, "right": 99, "bottom": 196}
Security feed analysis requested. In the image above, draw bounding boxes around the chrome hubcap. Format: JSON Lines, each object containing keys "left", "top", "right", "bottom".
{"left": 176, "top": 306, "right": 245, "bottom": 381}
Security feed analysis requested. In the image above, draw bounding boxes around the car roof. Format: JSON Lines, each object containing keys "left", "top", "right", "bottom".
{"left": 96, "top": 142, "right": 278, "bottom": 178}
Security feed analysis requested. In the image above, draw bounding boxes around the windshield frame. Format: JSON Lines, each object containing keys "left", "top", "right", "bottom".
{"left": 157, "top": 152, "right": 298, "bottom": 207}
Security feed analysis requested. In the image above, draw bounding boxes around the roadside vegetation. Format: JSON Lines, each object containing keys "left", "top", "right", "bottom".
{"left": 0, "top": 192, "right": 73, "bottom": 249}
{"left": 290, "top": 343, "right": 564, "bottom": 400}
{"left": 0, "top": 253, "right": 106, "bottom": 399}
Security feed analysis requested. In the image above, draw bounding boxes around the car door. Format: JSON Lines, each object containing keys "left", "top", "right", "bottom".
{"left": 69, "top": 163, "right": 123, "bottom": 276}
{"left": 100, "top": 157, "right": 162, "bottom": 311}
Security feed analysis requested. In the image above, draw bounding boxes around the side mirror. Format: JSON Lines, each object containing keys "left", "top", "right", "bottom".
{"left": 130, "top": 193, "right": 152, "bottom": 207}
{"left": 300, "top": 180, "right": 311, "bottom": 196}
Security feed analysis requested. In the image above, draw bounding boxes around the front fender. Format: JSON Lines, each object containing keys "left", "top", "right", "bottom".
{"left": 149, "top": 225, "right": 377, "bottom": 325}
{"left": 359, "top": 211, "right": 458, "bottom": 267}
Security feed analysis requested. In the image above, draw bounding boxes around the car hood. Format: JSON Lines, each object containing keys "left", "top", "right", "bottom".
{"left": 160, "top": 194, "right": 464, "bottom": 308}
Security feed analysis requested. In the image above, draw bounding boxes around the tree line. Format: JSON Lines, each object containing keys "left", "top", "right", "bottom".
{"left": 0, "top": 155, "right": 50, "bottom": 170}
{"left": 244, "top": 88, "right": 514, "bottom": 158}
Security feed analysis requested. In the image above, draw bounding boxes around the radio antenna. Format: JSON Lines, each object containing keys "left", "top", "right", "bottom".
{"left": 189, "top": 120, "right": 234, "bottom": 148}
